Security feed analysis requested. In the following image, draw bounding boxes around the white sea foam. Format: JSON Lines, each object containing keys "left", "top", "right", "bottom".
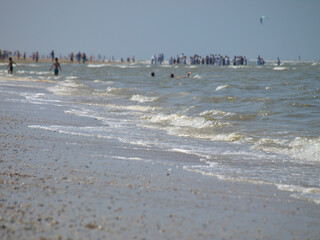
{"left": 93, "top": 80, "right": 103, "bottom": 83}
{"left": 47, "top": 79, "right": 86, "bottom": 95}
{"left": 273, "top": 67, "right": 288, "bottom": 71}
{"left": 28, "top": 125, "right": 114, "bottom": 139}
{"left": 27, "top": 64, "right": 41, "bottom": 67}
{"left": 66, "top": 76, "right": 78, "bottom": 80}
{"left": 216, "top": 85, "right": 231, "bottom": 91}
{"left": 111, "top": 156, "right": 144, "bottom": 161}
{"left": 252, "top": 137, "right": 320, "bottom": 163}
{"left": 98, "top": 103, "right": 159, "bottom": 112}
{"left": 87, "top": 64, "right": 108, "bottom": 68}
{"left": 130, "top": 94, "right": 159, "bottom": 103}
{"left": 229, "top": 65, "right": 246, "bottom": 69}
{"left": 276, "top": 184, "right": 320, "bottom": 204}
{"left": 36, "top": 71, "right": 51, "bottom": 75}
{"left": 200, "top": 109, "right": 235, "bottom": 117}
{"left": 116, "top": 65, "right": 129, "bottom": 69}
{"left": 143, "top": 113, "right": 214, "bottom": 128}
{"left": 289, "top": 137, "right": 320, "bottom": 162}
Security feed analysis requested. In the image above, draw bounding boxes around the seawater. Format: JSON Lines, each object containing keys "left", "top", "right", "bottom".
{"left": 1, "top": 60, "right": 320, "bottom": 204}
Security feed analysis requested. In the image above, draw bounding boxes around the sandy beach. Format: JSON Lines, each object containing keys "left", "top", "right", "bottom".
{"left": 1, "top": 78, "right": 320, "bottom": 240}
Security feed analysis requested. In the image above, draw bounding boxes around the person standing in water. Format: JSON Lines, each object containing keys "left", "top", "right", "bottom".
{"left": 277, "top": 57, "right": 281, "bottom": 66}
{"left": 51, "top": 50, "right": 55, "bottom": 62}
{"left": 49, "top": 58, "right": 62, "bottom": 75}
{"left": 8, "top": 57, "right": 18, "bottom": 74}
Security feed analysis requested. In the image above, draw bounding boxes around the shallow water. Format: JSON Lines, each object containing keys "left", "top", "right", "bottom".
{"left": 1, "top": 60, "right": 320, "bottom": 204}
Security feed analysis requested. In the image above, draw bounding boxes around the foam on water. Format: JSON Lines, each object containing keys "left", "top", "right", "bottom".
{"left": 142, "top": 113, "right": 215, "bottom": 129}
{"left": 192, "top": 74, "right": 201, "bottom": 79}
{"left": 47, "top": 79, "right": 89, "bottom": 96}
{"left": 273, "top": 67, "right": 289, "bottom": 71}
{"left": 130, "top": 94, "right": 159, "bottom": 103}
{"left": 216, "top": 85, "right": 231, "bottom": 91}
{"left": 3, "top": 60, "right": 319, "bottom": 204}
{"left": 87, "top": 64, "right": 108, "bottom": 68}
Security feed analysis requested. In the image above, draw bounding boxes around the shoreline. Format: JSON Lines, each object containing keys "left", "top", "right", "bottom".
{"left": 1, "top": 77, "right": 320, "bottom": 239}
{"left": 0, "top": 57, "right": 128, "bottom": 65}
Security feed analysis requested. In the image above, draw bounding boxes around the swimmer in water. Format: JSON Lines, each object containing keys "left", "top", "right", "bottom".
{"left": 8, "top": 57, "right": 18, "bottom": 74}
{"left": 49, "top": 58, "right": 62, "bottom": 75}
{"left": 177, "top": 72, "right": 192, "bottom": 79}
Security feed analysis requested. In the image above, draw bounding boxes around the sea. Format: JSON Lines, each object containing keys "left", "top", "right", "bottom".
{"left": 1, "top": 60, "right": 319, "bottom": 204}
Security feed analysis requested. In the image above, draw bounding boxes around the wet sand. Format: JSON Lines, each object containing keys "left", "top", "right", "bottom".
{"left": 1, "top": 81, "right": 320, "bottom": 240}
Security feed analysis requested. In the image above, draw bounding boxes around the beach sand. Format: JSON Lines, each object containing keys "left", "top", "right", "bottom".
{"left": 1, "top": 81, "right": 320, "bottom": 240}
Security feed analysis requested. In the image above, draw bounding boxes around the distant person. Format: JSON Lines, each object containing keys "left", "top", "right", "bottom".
{"left": 177, "top": 72, "right": 192, "bottom": 79}
{"left": 151, "top": 72, "right": 155, "bottom": 77}
{"left": 70, "top": 52, "right": 74, "bottom": 62}
{"left": 51, "top": 50, "right": 55, "bottom": 62}
{"left": 82, "top": 53, "right": 86, "bottom": 64}
{"left": 277, "top": 57, "right": 281, "bottom": 66}
{"left": 8, "top": 57, "right": 18, "bottom": 74}
{"left": 49, "top": 58, "right": 62, "bottom": 76}
{"left": 35, "top": 51, "right": 39, "bottom": 62}
{"left": 256, "top": 55, "right": 261, "bottom": 66}
{"left": 170, "top": 73, "right": 174, "bottom": 78}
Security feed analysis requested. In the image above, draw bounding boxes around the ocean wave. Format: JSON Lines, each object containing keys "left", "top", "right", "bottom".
{"left": 216, "top": 85, "right": 231, "bottom": 91}
{"left": 28, "top": 124, "right": 114, "bottom": 139}
{"left": 200, "top": 109, "right": 235, "bottom": 117}
{"left": 66, "top": 76, "right": 78, "bottom": 80}
{"left": 104, "top": 86, "right": 132, "bottom": 96}
{"left": 142, "top": 113, "right": 215, "bottom": 129}
{"left": 187, "top": 65, "right": 198, "bottom": 69}
{"left": 111, "top": 156, "right": 145, "bottom": 161}
{"left": 252, "top": 137, "right": 320, "bottom": 162}
{"left": 276, "top": 184, "right": 320, "bottom": 204}
{"left": 47, "top": 79, "right": 88, "bottom": 95}
{"left": 290, "top": 137, "right": 320, "bottom": 162}
{"left": 164, "top": 125, "right": 242, "bottom": 142}
{"left": 107, "top": 104, "right": 160, "bottom": 112}
{"left": 273, "top": 67, "right": 289, "bottom": 71}
{"left": 115, "top": 64, "right": 139, "bottom": 69}
{"left": 87, "top": 64, "right": 108, "bottom": 68}
{"left": 130, "top": 94, "right": 159, "bottom": 103}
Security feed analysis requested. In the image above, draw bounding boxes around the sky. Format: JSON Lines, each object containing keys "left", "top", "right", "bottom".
{"left": 1, "top": 0, "right": 320, "bottom": 60}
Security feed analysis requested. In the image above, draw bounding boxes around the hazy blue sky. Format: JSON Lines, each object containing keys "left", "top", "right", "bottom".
{"left": 1, "top": 0, "right": 320, "bottom": 60}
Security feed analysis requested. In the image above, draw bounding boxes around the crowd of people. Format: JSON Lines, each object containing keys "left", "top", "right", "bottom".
{"left": 151, "top": 53, "right": 164, "bottom": 64}
{"left": 163, "top": 53, "right": 248, "bottom": 66}
{"left": 2, "top": 48, "right": 283, "bottom": 76}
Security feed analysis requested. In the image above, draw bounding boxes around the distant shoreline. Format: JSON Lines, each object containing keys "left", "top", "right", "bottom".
{"left": 0, "top": 57, "right": 120, "bottom": 64}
